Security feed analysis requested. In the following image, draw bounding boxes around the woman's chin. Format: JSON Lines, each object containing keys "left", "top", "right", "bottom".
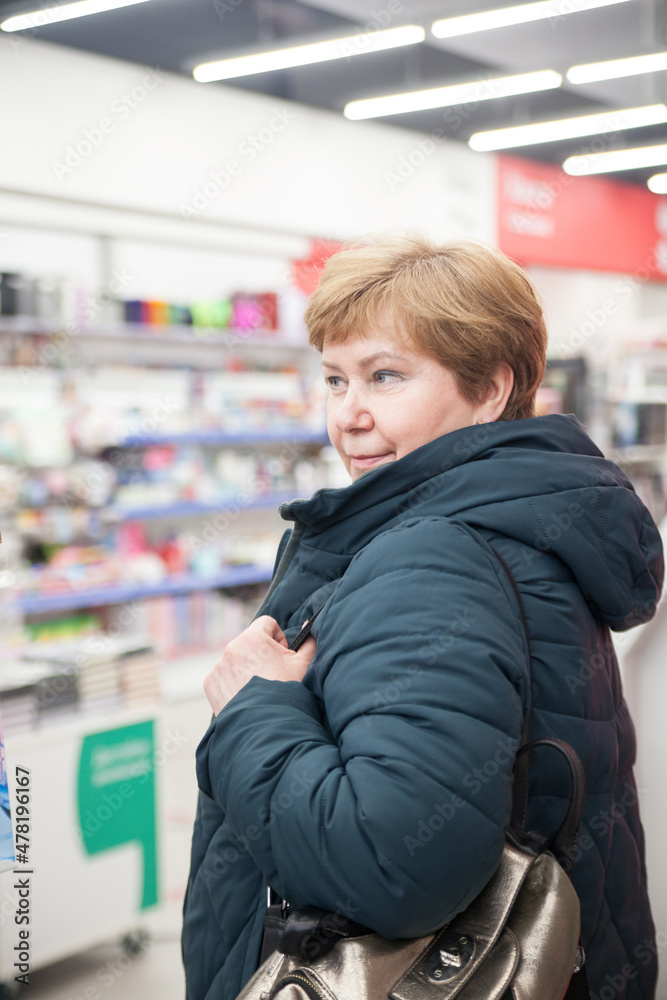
{"left": 350, "top": 455, "right": 396, "bottom": 479}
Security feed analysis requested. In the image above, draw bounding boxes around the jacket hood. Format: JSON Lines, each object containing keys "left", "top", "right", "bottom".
{"left": 281, "top": 415, "right": 664, "bottom": 632}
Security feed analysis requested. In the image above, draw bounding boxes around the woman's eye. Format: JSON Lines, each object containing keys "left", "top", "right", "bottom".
{"left": 325, "top": 375, "right": 344, "bottom": 389}
{"left": 374, "top": 370, "right": 402, "bottom": 384}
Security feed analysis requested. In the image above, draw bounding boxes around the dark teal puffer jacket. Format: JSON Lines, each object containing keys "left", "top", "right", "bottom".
{"left": 182, "top": 414, "right": 663, "bottom": 1000}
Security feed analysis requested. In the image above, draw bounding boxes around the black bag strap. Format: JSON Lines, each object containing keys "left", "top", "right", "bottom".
{"left": 489, "top": 544, "right": 589, "bottom": 998}
{"left": 510, "top": 738, "right": 587, "bottom": 869}
{"left": 489, "top": 546, "right": 586, "bottom": 851}
{"left": 488, "top": 545, "right": 533, "bottom": 828}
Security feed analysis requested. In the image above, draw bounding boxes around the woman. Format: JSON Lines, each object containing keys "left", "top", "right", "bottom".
{"left": 182, "top": 235, "right": 663, "bottom": 1000}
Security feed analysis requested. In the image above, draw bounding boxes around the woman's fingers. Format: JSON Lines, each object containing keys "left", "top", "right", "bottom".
{"left": 286, "top": 635, "right": 317, "bottom": 682}
{"left": 203, "top": 617, "right": 317, "bottom": 715}
{"left": 254, "top": 615, "right": 288, "bottom": 646}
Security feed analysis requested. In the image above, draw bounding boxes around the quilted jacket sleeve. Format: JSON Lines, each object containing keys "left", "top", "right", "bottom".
{"left": 195, "top": 517, "right": 529, "bottom": 938}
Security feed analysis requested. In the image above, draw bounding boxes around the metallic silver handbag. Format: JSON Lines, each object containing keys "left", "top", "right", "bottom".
{"left": 235, "top": 737, "right": 587, "bottom": 1000}
{"left": 236, "top": 553, "right": 588, "bottom": 1000}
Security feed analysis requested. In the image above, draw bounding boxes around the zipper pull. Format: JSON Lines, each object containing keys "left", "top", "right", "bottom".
{"left": 287, "top": 604, "right": 325, "bottom": 651}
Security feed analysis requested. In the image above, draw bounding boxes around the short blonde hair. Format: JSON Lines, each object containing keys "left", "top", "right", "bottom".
{"left": 304, "top": 234, "right": 547, "bottom": 421}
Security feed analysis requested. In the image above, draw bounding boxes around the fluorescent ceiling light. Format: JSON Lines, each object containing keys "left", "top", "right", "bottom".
{"left": 647, "top": 173, "right": 667, "bottom": 193}
{"left": 469, "top": 104, "right": 667, "bottom": 151}
{"left": 567, "top": 51, "right": 667, "bottom": 84}
{"left": 431, "top": 0, "right": 631, "bottom": 39}
{"left": 193, "top": 25, "right": 425, "bottom": 83}
{"left": 343, "top": 69, "right": 562, "bottom": 120}
{"left": 564, "top": 144, "right": 667, "bottom": 175}
{"left": 1, "top": 0, "right": 150, "bottom": 31}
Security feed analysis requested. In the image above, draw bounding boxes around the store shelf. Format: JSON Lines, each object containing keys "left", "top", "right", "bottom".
{"left": 9, "top": 492, "right": 298, "bottom": 523}
{"left": 607, "top": 392, "right": 667, "bottom": 405}
{"left": 0, "top": 315, "right": 60, "bottom": 336}
{"left": 0, "top": 315, "right": 308, "bottom": 349}
{"left": 15, "top": 564, "right": 274, "bottom": 614}
{"left": 105, "top": 491, "right": 298, "bottom": 521}
{"left": 609, "top": 445, "right": 667, "bottom": 464}
{"left": 118, "top": 429, "right": 329, "bottom": 448}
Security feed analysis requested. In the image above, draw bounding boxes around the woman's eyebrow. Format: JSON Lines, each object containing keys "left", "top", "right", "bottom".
{"left": 321, "top": 352, "right": 409, "bottom": 370}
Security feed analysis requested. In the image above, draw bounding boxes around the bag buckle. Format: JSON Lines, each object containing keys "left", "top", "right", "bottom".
{"left": 426, "top": 934, "right": 475, "bottom": 982}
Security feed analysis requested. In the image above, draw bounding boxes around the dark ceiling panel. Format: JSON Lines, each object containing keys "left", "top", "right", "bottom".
{"left": 0, "top": 0, "right": 354, "bottom": 72}
{"left": 221, "top": 38, "right": 491, "bottom": 107}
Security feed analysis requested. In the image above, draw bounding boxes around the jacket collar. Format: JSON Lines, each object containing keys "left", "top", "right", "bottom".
{"left": 280, "top": 414, "right": 601, "bottom": 534}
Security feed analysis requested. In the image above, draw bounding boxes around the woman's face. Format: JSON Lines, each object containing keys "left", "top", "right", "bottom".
{"left": 322, "top": 330, "right": 480, "bottom": 481}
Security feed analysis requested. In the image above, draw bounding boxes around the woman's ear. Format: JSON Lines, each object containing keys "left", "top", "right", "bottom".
{"left": 479, "top": 363, "right": 514, "bottom": 422}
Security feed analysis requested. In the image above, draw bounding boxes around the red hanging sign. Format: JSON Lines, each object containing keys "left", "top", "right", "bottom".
{"left": 497, "top": 153, "right": 667, "bottom": 279}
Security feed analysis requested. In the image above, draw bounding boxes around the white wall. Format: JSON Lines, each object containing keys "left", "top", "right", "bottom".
{"left": 529, "top": 265, "right": 667, "bottom": 369}
{"left": 0, "top": 33, "right": 495, "bottom": 286}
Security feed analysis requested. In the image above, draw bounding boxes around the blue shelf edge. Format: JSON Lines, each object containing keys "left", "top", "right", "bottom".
{"left": 119, "top": 430, "right": 329, "bottom": 448}
{"left": 108, "top": 491, "right": 298, "bottom": 521}
{"left": 16, "top": 565, "right": 274, "bottom": 615}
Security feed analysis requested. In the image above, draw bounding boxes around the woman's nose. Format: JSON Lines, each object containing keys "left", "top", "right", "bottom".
{"left": 334, "top": 386, "right": 373, "bottom": 433}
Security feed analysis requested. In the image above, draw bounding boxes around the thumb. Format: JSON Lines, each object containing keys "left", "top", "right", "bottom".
{"left": 289, "top": 634, "right": 317, "bottom": 666}
{"left": 257, "top": 615, "right": 288, "bottom": 647}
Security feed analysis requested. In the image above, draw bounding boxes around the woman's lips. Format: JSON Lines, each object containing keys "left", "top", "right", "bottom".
{"left": 349, "top": 453, "right": 393, "bottom": 470}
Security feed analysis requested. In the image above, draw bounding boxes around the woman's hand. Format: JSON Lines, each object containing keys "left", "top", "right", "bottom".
{"left": 204, "top": 615, "right": 317, "bottom": 716}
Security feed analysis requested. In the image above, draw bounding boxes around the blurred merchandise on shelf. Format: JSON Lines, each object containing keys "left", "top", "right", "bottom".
{"left": 0, "top": 278, "right": 330, "bottom": 672}
{"left": 624, "top": 468, "right": 666, "bottom": 525}
{"left": 0, "top": 362, "right": 325, "bottom": 456}
{"left": 538, "top": 357, "right": 588, "bottom": 423}
{"left": 122, "top": 292, "right": 278, "bottom": 331}
{"left": 230, "top": 292, "right": 278, "bottom": 331}
{"left": 605, "top": 342, "right": 667, "bottom": 525}
{"left": 105, "top": 589, "right": 257, "bottom": 659}
{"left": 526, "top": 351, "right": 667, "bottom": 524}
{"left": 0, "top": 267, "right": 283, "bottom": 337}
{"left": 0, "top": 465, "right": 21, "bottom": 507}
{"left": 200, "top": 368, "right": 307, "bottom": 432}
{"left": 0, "top": 356, "right": 329, "bottom": 603}
{"left": 607, "top": 341, "right": 667, "bottom": 402}
{"left": 607, "top": 348, "right": 667, "bottom": 448}
{"left": 3, "top": 445, "right": 325, "bottom": 529}
{"left": 613, "top": 403, "right": 667, "bottom": 449}
{"left": 0, "top": 529, "right": 22, "bottom": 650}
{"left": 535, "top": 386, "right": 563, "bottom": 416}
{"left": 24, "top": 612, "right": 101, "bottom": 643}
{"left": 1, "top": 270, "right": 99, "bottom": 328}
{"left": 0, "top": 367, "right": 70, "bottom": 463}
{"left": 0, "top": 655, "right": 79, "bottom": 733}
{"left": 0, "top": 634, "right": 162, "bottom": 736}
{"left": 0, "top": 588, "right": 259, "bottom": 736}
{"left": 0, "top": 660, "right": 54, "bottom": 735}
{"left": 1, "top": 272, "right": 64, "bottom": 321}
{"left": 21, "top": 543, "right": 123, "bottom": 594}
{"left": 14, "top": 527, "right": 281, "bottom": 599}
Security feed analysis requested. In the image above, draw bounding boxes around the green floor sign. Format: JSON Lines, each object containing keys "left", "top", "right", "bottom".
{"left": 77, "top": 720, "right": 158, "bottom": 909}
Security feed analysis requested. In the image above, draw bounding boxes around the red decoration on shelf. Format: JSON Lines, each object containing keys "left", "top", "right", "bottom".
{"left": 292, "top": 238, "right": 343, "bottom": 296}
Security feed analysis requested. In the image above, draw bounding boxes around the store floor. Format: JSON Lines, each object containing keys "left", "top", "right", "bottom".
{"left": 26, "top": 903, "right": 185, "bottom": 1000}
